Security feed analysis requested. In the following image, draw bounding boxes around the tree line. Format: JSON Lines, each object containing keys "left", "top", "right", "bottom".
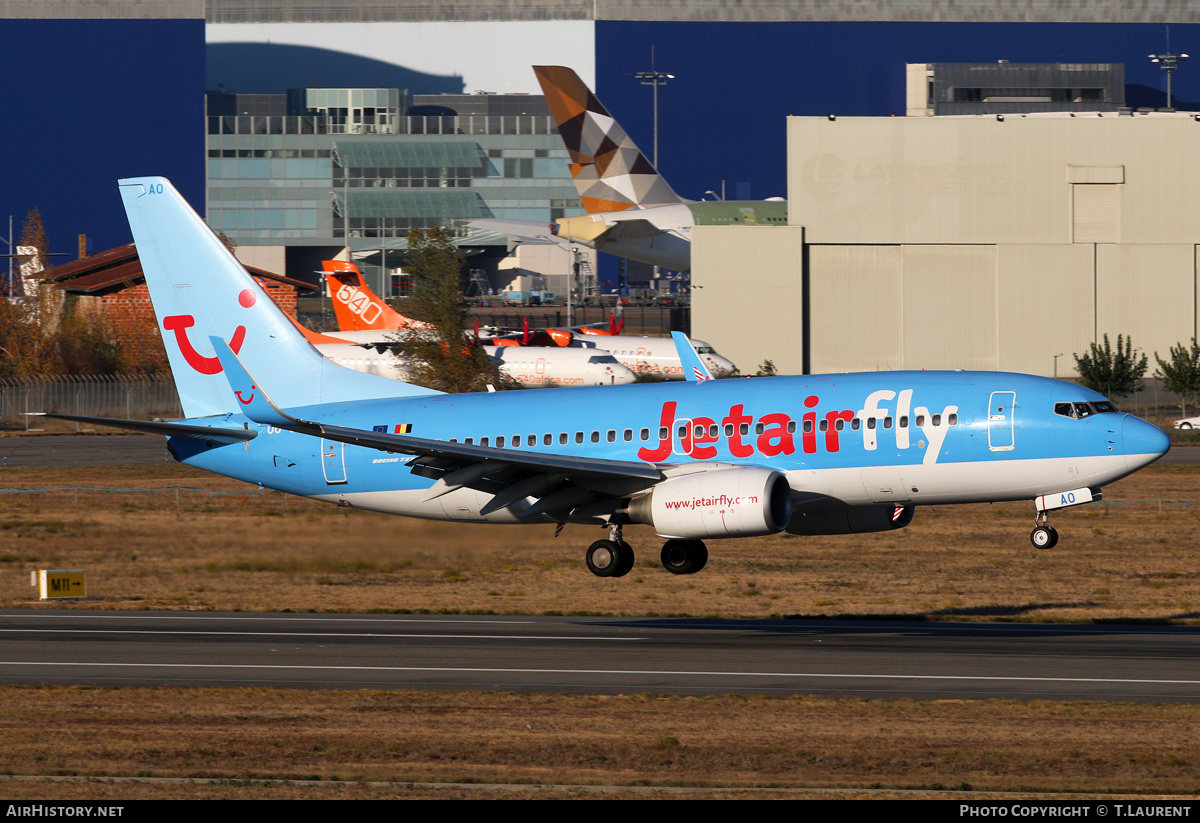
{"left": 1075, "top": 333, "right": 1200, "bottom": 415}
{"left": 0, "top": 210, "right": 162, "bottom": 378}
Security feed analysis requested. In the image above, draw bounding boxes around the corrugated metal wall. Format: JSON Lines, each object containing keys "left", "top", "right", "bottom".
{"left": 1095, "top": 244, "right": 1195, "bottom": 364}
{"left": 996, "top": 244, "right": 1095, "bottom": 375}
{"left": 789, "top": 117, "right": 1200, "bottom": 247}
{"left": 695, "top": 116, "right": 1200, "bottom": 377}
{"left": 808, "top": 245, "right": 902, "bottom": 373}
{"left": 692, "top": 226, "right": 806, "bottom": 376}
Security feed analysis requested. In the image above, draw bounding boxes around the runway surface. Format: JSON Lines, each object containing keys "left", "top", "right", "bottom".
{"left": 1, "top": 610, "right": 1198, "bottom": 702}
{"left": 0, "top": 434, "right": 170, "bottom": 467}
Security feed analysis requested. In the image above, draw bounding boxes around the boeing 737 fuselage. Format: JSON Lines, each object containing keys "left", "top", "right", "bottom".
{"left": 42, "top": 177, "right": 1169, "bottom": 581}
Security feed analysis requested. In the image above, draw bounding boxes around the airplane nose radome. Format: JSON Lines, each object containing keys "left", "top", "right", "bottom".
{"left": 1123, "top": 415, "right": 1171, "bottom": 471}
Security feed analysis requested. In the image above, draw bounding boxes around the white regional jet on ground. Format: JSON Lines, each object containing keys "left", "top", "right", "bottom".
{"left": 317, "top": 258, "right": 729, "bottom": 382}
{"left": 41, "top": 178, "right": 1170, "bottom": 579}
{"left": 569, "top": 334, "right": 735, "bottom": 380}
{"left": 317, "top": 340, "right": 636, "bottom": 388}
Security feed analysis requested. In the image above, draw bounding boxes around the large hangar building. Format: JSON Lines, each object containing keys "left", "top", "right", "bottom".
{"left": 694, "top": 112, "right": 1200, "bottom": 380}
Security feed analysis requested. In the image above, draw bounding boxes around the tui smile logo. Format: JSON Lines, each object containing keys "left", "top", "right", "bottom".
{"left": 162, "top": 289, "right": 256, "bottom": 374}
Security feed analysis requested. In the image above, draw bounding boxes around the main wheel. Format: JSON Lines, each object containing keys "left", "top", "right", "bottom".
{"left": 1030, "top": 525, "right": 1059, "bottom": 550}
{"left": 1182, "top": 423, "right": 1193, "bottom": 430}
{"left": 614, "top": 540, "right": 635, "bottom": 577}
{"left": 587, "top": 540, "right": 634, "bottom": 578}
{"left": 660, "top": 539, "right": 709, "bottom": 575}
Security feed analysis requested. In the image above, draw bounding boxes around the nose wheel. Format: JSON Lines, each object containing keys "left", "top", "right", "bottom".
{"left": 1030, "top": 511, "right": 1059, "bottom": 549}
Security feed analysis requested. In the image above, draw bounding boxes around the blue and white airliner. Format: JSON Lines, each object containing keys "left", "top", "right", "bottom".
{"left": 42, "top": 178, "right": 1170, "bottom": 579}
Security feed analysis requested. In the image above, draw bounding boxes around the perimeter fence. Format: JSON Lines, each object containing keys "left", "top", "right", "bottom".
{"left": 0, "top": 374, "right": 182, "bottom": 430}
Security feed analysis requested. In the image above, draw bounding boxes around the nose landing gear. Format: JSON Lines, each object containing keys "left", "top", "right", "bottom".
{"left": 1030, "top": 510, "right": 1059, "bottom": 549}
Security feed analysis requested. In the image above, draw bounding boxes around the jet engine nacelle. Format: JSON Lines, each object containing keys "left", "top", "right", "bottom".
{"left": 628, "top": 467, "right": 792, "bottom": 539}
{"left": 786, "top": 504, "right": 915, "bottom": 536}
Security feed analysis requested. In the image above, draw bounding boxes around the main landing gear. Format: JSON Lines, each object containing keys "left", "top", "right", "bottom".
{"left": 585, "top": 524, "right": 708, "bottom": 578}
{"left": 1030, "top": 510, "right": 1059, "bottom": 550}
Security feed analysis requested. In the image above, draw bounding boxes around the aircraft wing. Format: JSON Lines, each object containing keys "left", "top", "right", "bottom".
{"left": 470, "top": 217, "right": 567, "bottom": 250}
{"left": 598, "top": 218, "right": 664, "bottom": 241}
{"left": 211, "top": 337, "right": 663, "bottom": 520}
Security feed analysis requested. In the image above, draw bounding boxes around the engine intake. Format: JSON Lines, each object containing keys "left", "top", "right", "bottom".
{"left": 628, "top": 467, "right": 792, "bottom": 539}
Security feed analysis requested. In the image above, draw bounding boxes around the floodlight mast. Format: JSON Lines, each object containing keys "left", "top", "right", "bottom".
{"left": 1150, "top": 25, "right": 1189, "bottom": 110}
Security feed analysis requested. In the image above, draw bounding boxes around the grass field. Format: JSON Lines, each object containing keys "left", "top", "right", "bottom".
{"left": 0, "top": 457, "right": 1198, "bottom": 798}
{"left": 0, "top": 461, "right": 1197, "bottom": 621}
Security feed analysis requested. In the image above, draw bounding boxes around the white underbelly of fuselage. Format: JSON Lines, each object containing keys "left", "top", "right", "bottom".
{"left": 785, "top": 452, "right": 1132, "bottom": 506}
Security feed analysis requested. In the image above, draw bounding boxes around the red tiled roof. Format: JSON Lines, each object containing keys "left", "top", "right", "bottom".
{"left": 47, "top": 244, "right": 315, "bottom": 295}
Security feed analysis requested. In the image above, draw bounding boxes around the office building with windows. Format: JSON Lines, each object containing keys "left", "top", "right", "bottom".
{"left": 906, "top": 62, "right": 1126, "bottom": 117}
{"left": 205, "top": 88, "right": 587, "bottom": 296}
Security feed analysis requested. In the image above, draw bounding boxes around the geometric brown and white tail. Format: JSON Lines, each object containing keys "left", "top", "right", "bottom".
{"left": 534, "top": 65, "right": 684, "bottom": 213}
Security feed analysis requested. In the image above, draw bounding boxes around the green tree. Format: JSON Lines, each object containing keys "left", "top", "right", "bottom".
{"left": 1073, "top": 334, "right": 1148, "bottom": 398}
{"left": 0, "top": 209, "right": 58, "bottom": 374}
{"left": 1155, "top": 339, "right": 1200, "bottom": 416}
{"left": 753, "top": 359, "right": 778, "bottom": 378}
{"left": 400, "top": 225, "right": 498, "bottom": 393}
{"left": 54, "top": 297, "right": 124, "bottom": 375}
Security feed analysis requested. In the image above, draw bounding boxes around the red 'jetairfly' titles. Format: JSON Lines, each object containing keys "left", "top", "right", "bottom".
{"left": 636, "top": 393, "right": 959, "bottom": 465}
{"left": 636, "top": 398, "right": 855, "bottom": 462}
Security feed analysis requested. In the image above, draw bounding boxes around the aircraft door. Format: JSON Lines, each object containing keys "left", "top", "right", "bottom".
{"left": 321, "top": 438, "right": 348, "bottom": 485}
{"left": 988, "top": 391, "right": 1016, "bottom": 451}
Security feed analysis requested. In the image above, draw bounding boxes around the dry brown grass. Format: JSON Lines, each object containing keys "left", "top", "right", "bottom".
{"left": 0, "top": 462, "right": 1196, "bottom": 621}
{"left": 1, "top": 688, "right": 1199, "bottom": 798}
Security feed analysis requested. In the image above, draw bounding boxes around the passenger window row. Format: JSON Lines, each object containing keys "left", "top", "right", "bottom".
{"left": 442, "top": 412, "right": 958, "bottom": 449}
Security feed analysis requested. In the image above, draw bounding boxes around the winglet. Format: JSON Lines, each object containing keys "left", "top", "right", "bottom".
{"left": 672, "top": 331, "right": 714, "bottom": 383}
{"left": 210, "top": 335, "right": 301, "bottom": 427}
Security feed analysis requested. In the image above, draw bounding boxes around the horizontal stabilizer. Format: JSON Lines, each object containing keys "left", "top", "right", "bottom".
{"left": 29, "top": 413, "right": 256, "bottom": 444}
{"left": 470, "top": 218, "right": 567, "bottom": 250}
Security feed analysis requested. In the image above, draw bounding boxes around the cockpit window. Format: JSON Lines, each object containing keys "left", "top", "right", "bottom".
{"left": 1055, "top": 400, "right": 1120, "bottom": 419}
{"left": 587, "top": 355, "right": 620, "bottom": 365}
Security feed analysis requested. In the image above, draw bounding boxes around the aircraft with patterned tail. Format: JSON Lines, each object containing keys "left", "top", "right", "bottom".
{"left": 472, "top": 65, "right": 788, "bottom": 273}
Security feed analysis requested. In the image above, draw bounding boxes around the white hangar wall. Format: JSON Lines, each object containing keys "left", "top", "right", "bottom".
{"left": 695, "top": 115, "right": 1200, "bottom": 378}
{"left": 692, "top": 226, "right": 806, "bottom": 376}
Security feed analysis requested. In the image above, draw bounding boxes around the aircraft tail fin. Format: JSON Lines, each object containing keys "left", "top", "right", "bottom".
{"left": 321, "top": 260, "right": 431, "bottom": 333}
{"left": 118, "top": 177, "right": 441, "bottom": 419}
{"left": 533, "top": 65, "right": 683, "bottom": 213}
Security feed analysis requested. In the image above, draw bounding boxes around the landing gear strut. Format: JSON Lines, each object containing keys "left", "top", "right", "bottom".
{"left": 1030, "top": 510, "right": 1059, "bottom": 550}
{"left": 660, "top": 539, "right": 708, "bottom": 575}
{"left": 585, "top": 523, "right": 635, "bottom": 578}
